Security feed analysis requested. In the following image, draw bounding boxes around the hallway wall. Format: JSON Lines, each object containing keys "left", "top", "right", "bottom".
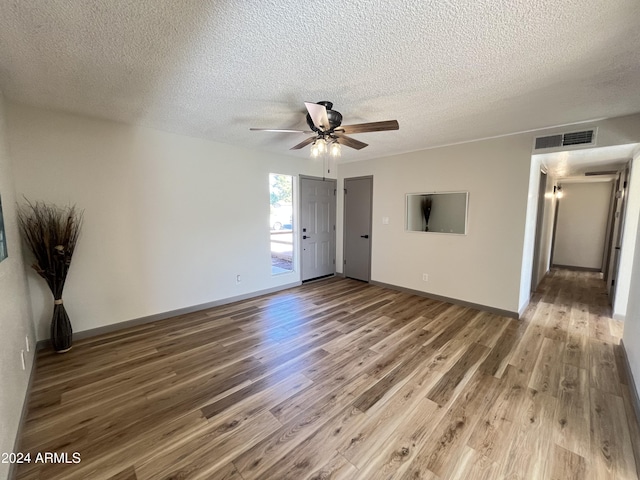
{"left": 553, "top": 182, "right": 612, "bottom": 269}
{"left": 622, "top": 149, "right": 640, "bottom": 399}
{"left": 614, "top": 155, "right": 640, "bottom": 319}
{"left": 622, "top": 189, "right": 640, "bottom": 402}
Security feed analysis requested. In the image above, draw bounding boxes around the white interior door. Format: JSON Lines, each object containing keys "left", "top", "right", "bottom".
{"left": 300, "top": 177, "right": 336, "bottom": 281}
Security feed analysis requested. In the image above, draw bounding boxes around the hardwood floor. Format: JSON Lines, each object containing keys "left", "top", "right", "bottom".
{"left": 15, "top": 269, "right": 640, "bottom": 479}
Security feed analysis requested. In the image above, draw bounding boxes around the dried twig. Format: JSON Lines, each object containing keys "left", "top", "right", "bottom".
{"left": 17, "top": 199, "right": 83, "bottom": 300}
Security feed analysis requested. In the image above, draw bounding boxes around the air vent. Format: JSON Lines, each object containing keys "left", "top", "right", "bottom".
{"left": 535, "top": 135, "right": 562, "bottom": 150}
{"left": 534, "top": 129, "right": 596, "bottom": 150}
{"left": 562, "top": 130, "right": 594, "bottom": 146}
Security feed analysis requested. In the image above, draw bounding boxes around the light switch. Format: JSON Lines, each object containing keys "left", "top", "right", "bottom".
{"left": 382, "top": 217, "right": 389, "bottom": 225}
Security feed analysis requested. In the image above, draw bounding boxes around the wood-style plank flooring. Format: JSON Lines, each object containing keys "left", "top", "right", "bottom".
{"left": 15, "top": 269, "right": 640, "bottom": 479}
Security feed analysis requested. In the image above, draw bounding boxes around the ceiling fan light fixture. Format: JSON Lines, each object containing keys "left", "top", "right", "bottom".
{"left": 310, "top": 141, "right": 319, "bottom": 158}
{"left": 330, "top": 141, "right": 341, "bottom": 158}
{"left": 310, "top": 137, "right": 327, "bottom": 158}
{"left": 316, "top": 137, "right": 327, "bottom": 154}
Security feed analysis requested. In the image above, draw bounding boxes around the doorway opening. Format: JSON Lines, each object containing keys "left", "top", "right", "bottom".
{"left": 528, "top": 142, "right": 639, "bottom": 319}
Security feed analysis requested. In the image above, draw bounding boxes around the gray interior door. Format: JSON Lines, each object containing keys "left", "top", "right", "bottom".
{"left": 300, "top": 177, "right": 336, "bottom": 281}
{"left": 344, "top": 176, "right": 373, "bottom": 282}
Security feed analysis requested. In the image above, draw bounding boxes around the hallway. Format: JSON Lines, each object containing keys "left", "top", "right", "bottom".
{"left": 518, "top": 267, "right": 639, "bottom": 479}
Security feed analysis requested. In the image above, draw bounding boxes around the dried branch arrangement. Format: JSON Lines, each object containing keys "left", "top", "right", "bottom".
{"left": 18, "top": 199, "right": 83, "bottom": 352}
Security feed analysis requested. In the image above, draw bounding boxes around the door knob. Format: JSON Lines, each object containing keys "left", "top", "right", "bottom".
{"left": 360, "top": 235, "right": 369, "bottom": 239}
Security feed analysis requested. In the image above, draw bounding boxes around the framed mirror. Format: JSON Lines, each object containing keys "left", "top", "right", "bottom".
{"left": 406, "top": 191, "right": 468, "bottom": 235}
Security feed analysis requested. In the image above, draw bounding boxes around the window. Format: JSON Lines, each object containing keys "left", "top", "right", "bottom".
{"left": 269, "top": 174, "right": 294, "bottom": 274}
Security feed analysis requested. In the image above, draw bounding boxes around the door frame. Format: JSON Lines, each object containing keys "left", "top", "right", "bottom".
{"left": 299, "top": 174, "right": 337, "bottom": 282}
{"left": 531, "top": 169, "right": 548, "bottom": 291}
{"left": 609, "top": 165, "right": 630, "bottom": 301}
{"left": 602, "top": 179, "right": 617, "bottom": 285}
{"left": 343, "top": 175, "right": 374, "bottom": 282}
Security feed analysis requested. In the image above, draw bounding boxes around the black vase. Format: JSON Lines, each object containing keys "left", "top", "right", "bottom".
{"left": 51, "top": 303, "right": 73, "bottom": 353}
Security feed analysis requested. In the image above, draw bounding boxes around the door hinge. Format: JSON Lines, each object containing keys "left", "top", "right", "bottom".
{"left": 344, "top": 259, "right": 347, "bottom": 265}
{"left": 624, "top": 181, "right": 628, "bottom": 189}
{"left": 612, "top": 279, "right": 615, "bottom": 286}
{"left": 344, "top": 188, "right": 347, "bottom": 194}
{"left": 334, "top": 189, "right": 337, "bottom": 196}
{"left": 333, "top": 259, "right": 335, "bottom": 265}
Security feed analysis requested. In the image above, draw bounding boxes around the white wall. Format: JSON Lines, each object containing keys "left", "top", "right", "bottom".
{"left": 6, "top": 103, "right": 331, "bottom": 340}
{"left": 615, "top": 153, "right": 640, "bottom": 319}
{"left": 337, "top": 134, "right": 533, "bottom": 315}
{"left": 519, "top": 156, "right": 544, "bottom": 310}
{"left": 614, "top": 152, "right": 640, "bottom": 402}
{"left": 622, "top": 177, "right": 640, "bottom": 402}
{"left": 0, "top": 95, "right": 36, "bottom": 480}
{"left": 552, "top": 182, "right": 612, "bottom": 269}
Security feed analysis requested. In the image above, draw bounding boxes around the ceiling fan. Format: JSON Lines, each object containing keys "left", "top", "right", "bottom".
{"left": 250, "top": 101, "right": 399, "bottom": 156}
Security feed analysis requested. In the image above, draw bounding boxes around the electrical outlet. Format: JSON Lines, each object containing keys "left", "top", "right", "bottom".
{"left": 25, "top": 335, "right": 30, "bottom": 352}
{"left": 20, "top": 350, "right": 26, "bottom": 371}
{"left": 422, "top": 273, "right": 429, "bottom": 282}
{"left": 236, "top": 274, "right": 241, "bottom": 284}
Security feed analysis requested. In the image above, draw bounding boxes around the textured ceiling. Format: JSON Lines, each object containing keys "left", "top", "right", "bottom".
{"left": 1, "top": 0, "right": 640, "bottom": 161}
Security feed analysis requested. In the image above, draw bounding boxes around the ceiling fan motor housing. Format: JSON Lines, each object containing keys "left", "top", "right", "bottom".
{"left": 306, "top": 101, "right": 343, "bottom": 132}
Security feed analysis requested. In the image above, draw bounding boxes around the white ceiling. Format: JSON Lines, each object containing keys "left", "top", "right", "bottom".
{"left": 1, "top": 0, "right": 640, "bottom": 161}
{"left": 534, "top": 143, "right": 639, "bottom": 181}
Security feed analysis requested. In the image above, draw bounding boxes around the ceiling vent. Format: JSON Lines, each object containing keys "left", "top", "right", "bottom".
{"left": 534, "top": 129, "right": 596, "bottom": 150}
{"left": 562, "top": 130, "right": 594, "bottom": 146}
{"left": 535, "top": 135, "right": 562, "bottom": 149}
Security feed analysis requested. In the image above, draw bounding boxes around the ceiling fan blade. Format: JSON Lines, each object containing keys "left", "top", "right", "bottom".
{"left": 290, "top": 136, "right": 316, "bottom": 150}
{"left": 250, "top": 128, "right": 313, "bottom": 133}
{"left": 335, "top": 133, "right": 368, "bottom": 150}
{"left": 304, "top": 102, "right": 330, "bottom": 131}
{"left": 337, "top": 120, "right": 399, "bottom": 134}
